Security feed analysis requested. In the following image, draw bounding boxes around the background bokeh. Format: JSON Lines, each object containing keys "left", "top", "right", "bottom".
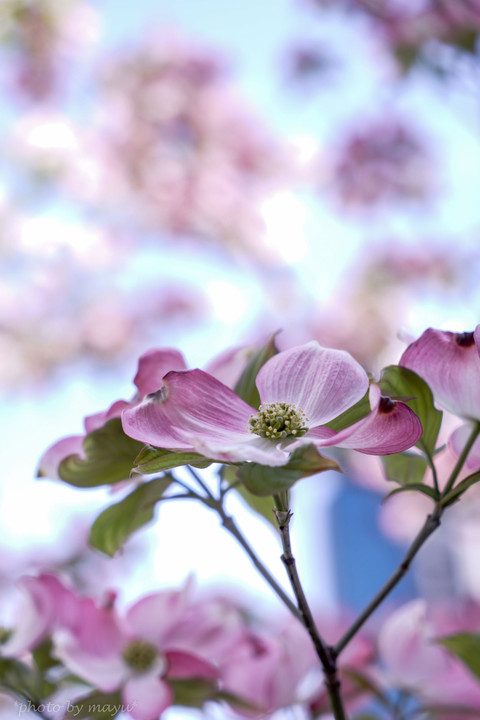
{"left": 2, "top": 0, "right": 480, "bottom": 716}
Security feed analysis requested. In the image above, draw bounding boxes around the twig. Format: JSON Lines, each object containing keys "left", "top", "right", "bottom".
{"left": 274, "top": 508, "right": 348, "bottom": 720}
{"left": 335, "top": 503, "right": 442, "bottom": 655}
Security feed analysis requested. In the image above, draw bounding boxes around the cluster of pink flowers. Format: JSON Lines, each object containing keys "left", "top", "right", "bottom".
{"left": 327, "top": 117, "right": 433, "bottom": 208}
{"left": 2, "top": 572, "right": 480, "bottom": 718}
{"left": 39, "top": 338, "right": 423, "bottom": 480}
{"left": 0, "top": 0, "right": 97, "bottom": 101}
{"left": 91, "top": 31, "right": 292, "bottom": 259}
{"left": 308, "top": 0, "right": 480, "bottom": 63}
{"left": 0, "top": 572, "right": 365, "bottom": 718}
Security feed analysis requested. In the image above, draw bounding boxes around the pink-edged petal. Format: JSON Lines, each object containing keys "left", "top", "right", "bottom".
{"left": 400, "top": 326, "right": 480, "bottom": 421}
{"left": 2, "top": 573, "right": 75, "bottom": 655}
{"left": 133, "top": 348, "right": 187, "bottom": 398}
{"left": 449, "top": 423, "right": 480, "bottom": 471}
{"left": 53, "top": 631, "right": 128, "bottom": 691}
{"left": 256, "top": 342, "right": 369, "bottom": 426}
{"left": 204, "top": 344, "right": 254, "bottom": 389}
{"left": 189, "top": 433, "right": 291, "bottom": 466}
{"left": 122, "top": 369, "right": 255, "bottom": 451}
{"left": 126, "top": 587, "right": 191, "bottom": 646}
{"left": 312, "top": 385, "right": 422, "bottom": 455}
{"left": 165, "top": 650, "right": 218, "bottom": 680}
{"left": 73, "top": 597, "right": 124, "bottom": 656}
{"left": 378, "top": 600, "right": 450, "bottom": 687}
{"left": 123, "top": 674, "right": 173, "bottom": 720}
{"left": 37, "top": 436, "right": 85, "bottom": 480}
{"left": 84, "top": 400, "right": 130, "bottom": 433}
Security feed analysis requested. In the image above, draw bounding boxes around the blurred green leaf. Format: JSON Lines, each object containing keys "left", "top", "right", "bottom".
{"left": 0, "top": 657, "right": 55, "bottom": 704}
{"left": 133, "top": 445, "right": 212, "bottom": 475}
{"left": 90, "top": 475, "right": 173, "bottom": 556}
{"left": 438, "top": 633, "right": 480, "bottom": 680}
{"left": 234, "top": 334, "right": 279, "bottom": 410}
{"left": 65, "top": 690, "right": 123, "bottom": 719}
{"left": 382, "top": 483, "right": 439, "bottom": 504}
{"left": 57, "top": 419, "right": 144, "bottom": 488}
{"left": 32, "top": 638, "right": 59, "bottom": 672}
{"left": 441, "top": 471, "right": 480, "bottom": 507}
{"left": 169, "top": 678, "right": 218, "bottom": 708}
{"left": 381, "top": 452, "right": 428, "bottom": 486}
{"left": 379, "top": 365, "right": 442, "bottom": 459}
{"left": 237, "top": 444, "right": 340, "bottom": 497}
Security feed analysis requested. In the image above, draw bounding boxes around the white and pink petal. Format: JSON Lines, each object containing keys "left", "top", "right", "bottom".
{"left": 123, "top": 673, "right": 173, "bottom": 720}
{"left": 256, "top": 342, "right": 369, "bottom": 427}
{"left": 310, "top": 386, "right": 422, "bottom": 455}
{"left": 400, "top": 326, "right": 480, "bottom": 422}
{"left": 122, "top": 369, "right": 255, "bottom": 452}
{"left": 133, "top": 348, "right": 188, "bottom": 398}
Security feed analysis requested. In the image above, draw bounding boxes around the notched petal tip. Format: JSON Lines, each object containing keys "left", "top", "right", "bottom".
{"left": 455, "top": 331, "right": 475, "bottom": 347}
{"left": 145, "top": 386, "right": 169, "bottom": 403}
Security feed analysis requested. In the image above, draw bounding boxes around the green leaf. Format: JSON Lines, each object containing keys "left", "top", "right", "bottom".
{"left": 132, "top": 444, "right": 212, "bottom": 475}
{"left": 379, "top": 365, "right": 442, "bottom": 458}
{"left": 56, "top": 419, "right": 144, "bottom": 488}
{"left": 221, "top": 465, "right": 276, "bottom": 528}
{"left": 233, "top": 334, "right": 279, "bottom": 409}
{"left": 169, "top": 678, "right": 218, "bottom": 708}
{"left": 382, "top": 483, "right": 439, "bottom": 504}
{"left": 0, "top": 657, "right": 55, "bottom": 703}
{"left": 32, "top": 638, "right": 59, "bottom": 672}
{"left": 65, "top": 690, "right": 124, "bottom": 719}
{"left": 325, "top": 390, "right": 371, "bottom": 432}
{"left": 441, "top": 471, "right": 480, "bottom": 507}
{"left": 236, "top": 444, "right": 340, "bottom": 497}
{"left": 89, "top": 475, "right": 173, "bottom": 556}
{"left": 381, "top": 452, "right": 428, "bottom": 486}
{"left": 438, "top": 633, "right": 480, "bottom": 680}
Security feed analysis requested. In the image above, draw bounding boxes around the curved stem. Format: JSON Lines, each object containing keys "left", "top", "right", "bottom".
{"left": 442, "top": 422, "right": 480, "bottom": 497}
{"left": 214, "top": 502, "right": 302, "bottom": 621}
{"left": 426, "top": 453, "right": 440, "bottom": 495}
{"left": 274, "top": 508, "right": 348, "bottom": 720}
{"left": 186, "top": 465, "right": 216, "bottom": 499}
{"left": 335, "top": 503, "right": 442, "bottom": 656}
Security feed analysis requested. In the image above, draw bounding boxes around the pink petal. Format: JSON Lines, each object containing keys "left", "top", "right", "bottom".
{"left": 126, "top": 587, "right": 191, "bottom": 646}
{"left": 378, "top": 600, "right": 450, "bottom": 686}
{"left": 204, "top": 344, "right": 254, "bottom": 389}
{"left": 3, "top": 573, "right": 76, "bottom": 655}
{"left": 400, "top": 326, "right": 480, "bottom": 421}
{"left": 312, "top": 385, "right": 422, "bottom": 455}
{"left": 165, "top": 650, "right": 218, "bottom": 680}
{"left": 189, "top": 433, "right": 292, "bottom": 466}
{"left": 123, "top": 674, "right": 173, "bottom": 720}
{"left": 53, "top": 631, "right": 128, "bottom": 692}
{"left": 37, "top": 436, "right": 85, "bottom": 480}
{"left": 72, "top": 597, "right": 124, "bottom": 656}
{"left": 122, "top": 369, "right": 255, "bottom": 451}
{"left": 84, "top": 400, "right": 130, "bottom": 433}
{"left": 133, "top": 348, "right": 187, "bottom": 398}
{"left": 256, "top": 342, "right": 369, "bottom": 426}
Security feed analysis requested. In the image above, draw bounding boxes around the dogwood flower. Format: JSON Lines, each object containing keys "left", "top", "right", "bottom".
{"left": 400, "top": 326, "right": 480, "bottom": 469}
{"left": 122, "top": 341, "right": 422, "bottom": 466}
{"left": 54, "top": 587, "right": 219, "bottom": 720}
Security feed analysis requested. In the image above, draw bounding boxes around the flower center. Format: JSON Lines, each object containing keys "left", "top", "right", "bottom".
{"left": 248, "top": 402, "right": 309, "bottom": 441}
{"left": 122, "top": 640, "right": 158, "bottom": 673}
